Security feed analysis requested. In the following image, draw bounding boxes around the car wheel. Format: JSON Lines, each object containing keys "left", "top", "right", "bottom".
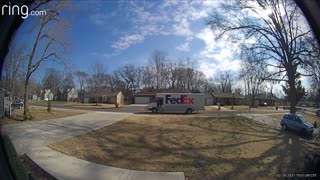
{"left": 300, "top": 129, "right": 307, "bottom": 136}
{"left": 282, "top": 124, "right": 287, "bottom": 131}
{"left": 151, "top": 108, "right": 158, "bottom": 113}
{"left": 186, "top": 108, "right": 192, "bottom": 114}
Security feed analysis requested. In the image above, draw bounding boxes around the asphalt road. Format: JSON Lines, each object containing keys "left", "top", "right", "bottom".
{"left": 32, "top": 104, "right": 147, "bottom": 113}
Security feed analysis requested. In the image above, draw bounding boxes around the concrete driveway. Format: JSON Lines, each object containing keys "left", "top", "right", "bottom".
{"left": 2, "top": 112, "right": 131, "bottom": 156}
{"left": 1, "top": 112, "right": 184, "bottom": 180}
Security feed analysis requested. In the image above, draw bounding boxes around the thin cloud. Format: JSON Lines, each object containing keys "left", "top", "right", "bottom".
{"left": 108, "top": 1, "right": 218, "bottom": 53}
{"left": 111, "top": 34, "right": 145, "bottom": 50}
{"left": 176, "top": 42, "right": 190, "bottom": 52}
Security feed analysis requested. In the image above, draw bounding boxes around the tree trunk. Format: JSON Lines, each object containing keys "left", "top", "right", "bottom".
{"left": 23, "top": 80, "right": 29, "bottom": 120}
{"left": 288, "top": 70, "right": 297, "bottom": 114}
{"left": 250, "top": 95, "right": 255, "bottom": 107}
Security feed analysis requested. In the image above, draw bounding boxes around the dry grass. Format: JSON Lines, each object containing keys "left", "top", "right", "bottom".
{"left": 71, "top": 103, "right": 122, "bottom": 109}
{"left": 224, "top": 105, "right": 278, "bottom": 111}
{"left": 31, "top": 100, "right": 126, "bottom": 109}
{"left": 268, "top": 111, "right": 320, "bottom": 126}
{"left": 49, "top": 115, "right": 320, "bottom": 180}
{"left": 31, "top": 100, "right": 74, "bottom": 106}
{"left": 224, "top": 105, "right": 250, "bottom": 110}
{"left": 204, "top": 106, "right": 219, "bottom": 111}
{"left": 0, "top": 107, "right": 85, "bottom": 126}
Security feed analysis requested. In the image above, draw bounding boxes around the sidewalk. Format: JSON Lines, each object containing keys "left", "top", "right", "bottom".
{"left": 2, "top": 112, "right": 185, "bottom": 180}
{"left": 27, "top": 146, "right": 184, "bottom": 180}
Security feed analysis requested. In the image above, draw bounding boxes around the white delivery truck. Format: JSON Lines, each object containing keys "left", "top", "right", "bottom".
{"left": 145, "top": 93, "right": 205, "bottom": 114}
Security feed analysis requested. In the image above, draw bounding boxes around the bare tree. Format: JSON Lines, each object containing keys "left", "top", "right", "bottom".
{"left": 62, "top": 72, "right": 75, "bottom": 100}
{"left": 22, "top": 1, "right": 69, "bottom": 120}
{"left": 151, "top": 50, "right": 169, "bottom": 89}
{"left": 75, "top": 71, "right": 88, "bottom": 100}
{"left": 208, "top": 0, "right": 319, "bottom": 113}
{"left": 42, "top": 68, "right": 63, "bottom": 99}
{"left": 216, "top": 71, "right": 233, "bottom": 93}
{"left": 2, "top": 44, "right": 26, "bottom": 97}
{"left": 111, "top": 71, "right": 126, "bottom": 92}
{"left": 142, "top": 65, "right": 155, "bottom": 89}
{"left": 134, "top": 66, "right": 144, "bottom": 92}
{"left": 87, "top": 64, "right": 109, "bottom": 105}
{"left": 240, "top": 48, "right": 269, "bottom": 107}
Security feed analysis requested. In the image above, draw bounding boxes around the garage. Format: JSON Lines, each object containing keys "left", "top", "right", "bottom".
{"left": 133, "top": 91, "right": 155, "bottom": 104}
{"left": 134, "top": 97, "right": 151, "bottom": 104}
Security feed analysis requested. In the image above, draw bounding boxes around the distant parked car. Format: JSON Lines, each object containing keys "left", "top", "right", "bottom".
{"left": 316, "top": 109, "right": 320, "bottom": 116}
{"left": 280, "top": 114, "right": 314, "bottom": 136}
{"left": 11, "top": 100, "right": 23, "bottom": 109}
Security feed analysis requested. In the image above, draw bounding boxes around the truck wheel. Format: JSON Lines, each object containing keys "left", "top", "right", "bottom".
{"left": 281, "top": 124, "right": 287, "bottom": 131}
{"left": 186, "top": 108, "right": 192, "bottom": 114}
{"left": 151, "top": 108, "right": 158, "bottom": 113}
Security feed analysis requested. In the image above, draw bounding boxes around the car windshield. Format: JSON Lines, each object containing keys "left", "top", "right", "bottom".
{"left": 298, "top": 115, "right": 306, "bottom": 123}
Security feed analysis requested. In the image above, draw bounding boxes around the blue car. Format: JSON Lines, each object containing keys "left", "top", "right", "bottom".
{"left": 11, "top": 100, "right": 24, "bottom": 109}
{"left": 280, "top": 114, "right": 314, "bottom": 135}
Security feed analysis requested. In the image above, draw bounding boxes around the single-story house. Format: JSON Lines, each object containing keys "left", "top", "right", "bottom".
{"left": 211, "top": 92, "right": 244, "bottom": 105}
{"left": 205, "top": 93, "right": 214, "bottom": 105}
{"left": 41, "top": 89, "right": 54, "bottom": 101}
{"left": 81, "top": 97, "right": 89, "bottom": 103}
{"left": 32, "top": 95, "right": 38, "bottom": 100}
{"left": 254, "top": 94, "right": 278, "bottom": 106}
{"left": 67, "top": 88, "right": 78, "bottom": 102}
{"left": 102, "top": 91, "right": 124, "bottom": 104}
{"left": 84, "top": 91, "right": 125, "bottom": 104}
{"left": 134, "top": 91, "right": 155, "bottom": 104}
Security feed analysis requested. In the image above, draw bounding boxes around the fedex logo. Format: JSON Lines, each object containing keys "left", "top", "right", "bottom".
{"left": 165, "top": 95, "right": 194, "bottom": 104}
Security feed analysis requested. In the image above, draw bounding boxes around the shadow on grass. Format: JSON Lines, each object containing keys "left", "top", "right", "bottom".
{"left": 49, "top": 116, "right": 320, "bottom": 180}
{"left": 133, "top": 112, "right": 201, "bottom": 115}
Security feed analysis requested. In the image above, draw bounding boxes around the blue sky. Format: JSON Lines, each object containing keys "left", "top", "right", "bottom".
{"left": 64, "top": 0, "right": 242, "bottom": 77}
{"left": 11, "top": 0, "right": 311, "bottom": 96}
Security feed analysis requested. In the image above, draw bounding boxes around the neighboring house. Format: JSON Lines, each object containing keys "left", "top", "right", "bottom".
{"left": 41, "top": 89, "right": 54, "bottom": 101}
{"left": 205, "top": 93, "right": 214, "bottom": 105}
{"left": 67, "top": 88, "right": 78, "bottom": 102}
{"left": 32, "top": 95, "right": 38, "bottom": 100}
{"left": 134, "top": 91, "right": 155, "bottom": 104}
{"left": 102, "top": 91, "right": 124, "bottom": 104}
{"left": 254, "top": 94, "right": 278, "bottom": 106}
{"left": 0, "top": 88, "right": 12, "bottom": 118}
{"left": 211, "top": 92, "right": 244, "bottom": 105}
{"left": 81, "top": 97, "right": 89, "bottom": 103}
{"left": 85, "top": 91, "right": 124, "bottom": 104}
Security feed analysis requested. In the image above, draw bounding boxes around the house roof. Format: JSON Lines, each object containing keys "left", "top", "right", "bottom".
{"left": 205, "top": 93, "right": 214, "bottom": 98}
{"left": 255, "top": 94, "right": 278, "bottom": 100}
{"left": 157, "top": 88, "right": 184, "bottom": 93}
{"left": 134, "top": 91, "right": 155, "bottom": 97}
{"left": 0, "top": 88, "right": 11, "bottom": 96}
{"left": 103, "top": 91, "right": 122, "bottom": 97}
{"left": 211, "top": 92, "right": 244, "bottom": 99}
{"left": 134, "top": 88, "right": 185, "bottom": 97}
